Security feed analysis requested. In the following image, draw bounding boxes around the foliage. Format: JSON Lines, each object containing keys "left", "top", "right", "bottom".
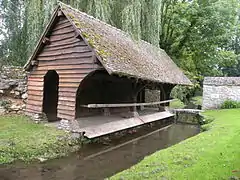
{"left": 0, "top": 0, "right": 239, "bottom": 97}
{"left": 111, "top": 109, "right": 240, "bottom": 180}
{"left": 0, "top": 115, "right": 77, "bottom": 164}
{"left": 0, "top": 0, "right": 27, "bottom": 66}
{"left": 171, "top": 71, "right": 202, "bottom": 104}
{"left": 169, "top": 96, "right": 203, "bottom": 109}
{"left": 160, "top": 0, "right": 238, "bottom": 77}
{"left": 221, "top": 99, "right": 240, "bottom": 109}
{"left": 200, "top": 123, "right": 212, "bottom": 132}
{"left": 192, "top": 96, "right": 202, "bottom": 106}
{"left": 169, "top": 99, "right": 185, "bottom": 109}
{"left": 0, "top": 0, "right": 163, "bottom": 66}
{"left": 198, "top": 114, "right": 214, "bottom": 126}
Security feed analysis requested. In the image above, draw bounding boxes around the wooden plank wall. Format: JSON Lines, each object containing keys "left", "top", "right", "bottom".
{"left": 26, "top": 16, "right": 100, "bottom": 120}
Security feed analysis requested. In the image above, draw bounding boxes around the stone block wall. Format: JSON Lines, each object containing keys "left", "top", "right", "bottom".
{"left": 145, "top": 89, "right": 160, "bottom": 102}
{"left": 0, "top": 66, "right": 28, "bottom": 114}
{"left": 145, "top": 89, "right": 161, "bottom": 108}
{"left": 202, "top": 85, "right": 240, "bottom": 109}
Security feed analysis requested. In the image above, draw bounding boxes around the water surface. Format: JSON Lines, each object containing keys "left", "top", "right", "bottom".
{"left": 0, "top": 123, "right": 199, "bottom": 180}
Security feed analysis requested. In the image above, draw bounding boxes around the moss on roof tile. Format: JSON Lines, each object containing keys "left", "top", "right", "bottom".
{"left": 60, "top": 3, "right": 191, "bottom": 85}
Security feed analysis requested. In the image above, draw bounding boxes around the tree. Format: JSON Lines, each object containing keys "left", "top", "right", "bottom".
{"left": 0, "top": 0, "right": 239, "bottom": 79}
{"left": 0, "top": 0, "right": 27, "bottom": 65}
{"left": 160, "top": 0, "right": 238, "bottom": 77}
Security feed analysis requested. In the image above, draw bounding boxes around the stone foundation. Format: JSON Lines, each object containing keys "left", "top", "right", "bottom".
{"left": 58, "top": 119, "right": 71, "bottom": 131}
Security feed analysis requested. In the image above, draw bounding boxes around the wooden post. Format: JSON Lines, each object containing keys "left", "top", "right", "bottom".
{"left": 131, "top": 81, "right": 142, "bottom": 117}
{"left": 160, "top": 85, "right": 166, "bottom": 109}
{"left": 159, "top": 84, "right": 175, "bottom": 107}
{"left": 137, "top": 88, "right": 145, "bottom": 111}
{"left": 103, "top": 107, "right": 111, "bottom": 116}
{"left": 140, "top": 88, "right": 145, "bottom": 111}
{"left": 130, "top": 95, "right": 138, "bottom": 116}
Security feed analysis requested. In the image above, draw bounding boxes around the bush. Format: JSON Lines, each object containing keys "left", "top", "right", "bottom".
{"left": 221, "top": 100, "right": 240, "bottom": 109}
{"left": 198, "top": 115, "right": 214, "bottom": 125}
{"left": 201, "top": 124, "right": 212, "bottom": 132}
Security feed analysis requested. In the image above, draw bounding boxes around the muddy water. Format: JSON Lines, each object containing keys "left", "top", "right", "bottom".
{"left": 0, "top": 124, "right": 199, "bottom": 180}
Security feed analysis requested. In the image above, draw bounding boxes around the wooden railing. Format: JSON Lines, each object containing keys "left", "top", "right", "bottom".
{"left": 81, "top": 99, "right": 176, "bottom": 108}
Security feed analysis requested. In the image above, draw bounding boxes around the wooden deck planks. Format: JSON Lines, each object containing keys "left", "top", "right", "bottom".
{"left": 77, "top": 111, "right": 174, "bottom": 138}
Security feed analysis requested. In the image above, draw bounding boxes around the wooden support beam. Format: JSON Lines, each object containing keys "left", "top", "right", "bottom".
{"left": 43, "top": 37, "right": 51, "bottom": 45}
{"left": 75, "top": 33, "right": 82, "bottom": 39}
{"left": 81, "top": 99, "right": 176, "bottom": 108}
{"left": 31, "top": 60, "right": 39, "bottom": 66}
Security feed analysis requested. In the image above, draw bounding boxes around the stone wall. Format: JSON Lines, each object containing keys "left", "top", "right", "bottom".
{"left": 145, "top": 89, "right": 160, "bottom": 102}
{"left": 0, "top": 66, "right": 28, "bottom": 114}
{"left": 202, "top": 84, "right": 240, "bottom": 109}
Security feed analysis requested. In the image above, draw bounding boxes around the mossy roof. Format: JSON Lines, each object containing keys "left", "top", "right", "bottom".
{"left": 25, "top": 2, "right": 191, "bottom": 85}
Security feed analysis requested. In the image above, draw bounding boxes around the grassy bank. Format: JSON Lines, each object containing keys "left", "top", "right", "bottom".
{"left": 111, "top": 109, "right": 240, "bottom": 180}
{"left": 0, "top": 115, "right": 75, "bottom": 164}
{"left": 170, "top": 96, "right": 202, "bottom": 109}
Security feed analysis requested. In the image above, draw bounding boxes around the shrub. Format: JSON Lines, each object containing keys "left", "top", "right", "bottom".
{"left": 198, "top": 115, "right": 214, "bottom": 125}
{"left": 201, "top": 124, "right": 212, "bottom": 132}
{"left": 221, "top": 100, "right": 240, "bottom": 109}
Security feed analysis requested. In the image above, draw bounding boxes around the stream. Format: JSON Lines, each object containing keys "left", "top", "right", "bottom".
{"left": 0, "top": 123, "right": 199, "bottom": 180}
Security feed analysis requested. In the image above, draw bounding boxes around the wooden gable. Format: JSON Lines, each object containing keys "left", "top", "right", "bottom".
{"left": 26, "top": 14, "right": 102, "bottom": 120}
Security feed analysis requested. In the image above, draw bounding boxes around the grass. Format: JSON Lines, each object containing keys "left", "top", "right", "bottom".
{"left": 0, "top": 115, "right": 76, "bottom": 164}
{"left": 111, "top": 109, "right": 240, "bottom": 180}
{"left": 170, "top": 96, "right": 203, "bottom": 109}
{"left": 192, "top": 96, "right": 203, "bottom": 106}
{"left": 170, "top": 99, "right": 185, "bottom": 109}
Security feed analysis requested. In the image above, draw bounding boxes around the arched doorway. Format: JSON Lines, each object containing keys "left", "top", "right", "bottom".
{"left": 42, "top": 70, "right": 59, "bottom": 122}
{"left": 75, "top": 70, "right": 135, "bottom": 118}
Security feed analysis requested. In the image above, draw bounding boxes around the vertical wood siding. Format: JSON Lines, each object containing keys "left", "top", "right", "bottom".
{"left": 26, "top": 16, "right": 100, "bottom": 120}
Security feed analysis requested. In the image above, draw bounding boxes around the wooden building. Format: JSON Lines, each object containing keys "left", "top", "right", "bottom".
{"left": 24, "top": 3, "right": 191, "bottom": 138}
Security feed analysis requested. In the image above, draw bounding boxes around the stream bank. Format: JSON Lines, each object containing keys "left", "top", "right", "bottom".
{"left": 111, "top": 109, "right": 240, "bottom": 180}
{"left": 0, "top": 123, "right": 199, "bottom": 180}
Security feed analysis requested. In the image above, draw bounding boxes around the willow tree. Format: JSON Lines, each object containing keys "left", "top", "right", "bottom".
{"left": 80, "top": 0, "right": 112, "bottom": 23}
{"left": 1, "top": 0, "right": 163, "bottom": 65}
{"left": 0, "top": 0, "right": 27, "bottom": 65}
{"left": 140, "top": 0, "right": 162, "bottom": 46}
{"left": 24, "top": 0, "right": 57, "bottom": 56}
{"left": 110, "top": 0, "right": 162, "bottom": 46}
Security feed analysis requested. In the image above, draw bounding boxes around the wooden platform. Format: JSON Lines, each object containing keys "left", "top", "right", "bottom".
{"left": 76, "top": 111, "right": 174, "bottom": 138}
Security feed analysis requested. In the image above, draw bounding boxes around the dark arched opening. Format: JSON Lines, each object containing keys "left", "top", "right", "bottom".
{"left": 75, "top": 70, "right": 137, "bottom": 118}
{"left": 43, "top": 70, "right": 59, "bottom": 122}
{"left": 75, "top": 70, "right": 175, "bottom": 119}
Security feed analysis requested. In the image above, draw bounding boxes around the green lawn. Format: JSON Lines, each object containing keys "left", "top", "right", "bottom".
{"left": 169, "top": 99, "right": 185, "bottom": 109}
{"left": 0, "top": 115, "right": 75, "bottom": 164}
{"left": 170, "top": 96, "right": 203, "bottom": 109}
{"left": 111, "top": 109, "right": 240, "bottom": 180}
{"left": 192, "top": 96, "right": 203, "bottom": 106}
